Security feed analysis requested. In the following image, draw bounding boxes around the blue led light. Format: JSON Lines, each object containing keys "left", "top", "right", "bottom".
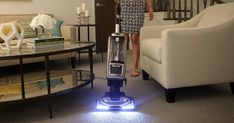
{"left": 96, "top": 101, "right": 135, "bottom": 111}
{"left": 96, "top": 105, "right": 109, "bottom": 110}
{"left": 96, "top": 96, "right": 135, "bottom": 111}
{"left": 121, "top": 105, "right": 135, "bottom": 110}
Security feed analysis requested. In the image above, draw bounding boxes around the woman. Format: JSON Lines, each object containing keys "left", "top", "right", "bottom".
{"left": 119, "top": 0, "right": 154, "bottom": 77}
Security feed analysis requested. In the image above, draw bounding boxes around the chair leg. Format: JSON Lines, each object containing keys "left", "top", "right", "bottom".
{"left": 165, "top": 88, "right": 176, "bottom": 103}
{"left": 142, "top": 70, "right": 149, "bottom": 80}
{"left": 229, "top": 82, "right": 234, "bottom": 94}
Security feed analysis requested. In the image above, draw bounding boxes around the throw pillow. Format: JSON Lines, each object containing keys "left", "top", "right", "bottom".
{"left": 51, "top": 19, "right": 63, "bottom": 37}
{"left": 19, "top": 22, "right": 37, "bottom": 38}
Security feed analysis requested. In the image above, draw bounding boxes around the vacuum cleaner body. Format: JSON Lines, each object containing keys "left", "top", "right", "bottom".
{"left": 96, "top": 33, "right": 135, "bottom": 111}
{"left": 107, "top": 33, "right": 126, "bottom": 80}
{"left": 96, "top": 0, "right": 135, "bottom": 111}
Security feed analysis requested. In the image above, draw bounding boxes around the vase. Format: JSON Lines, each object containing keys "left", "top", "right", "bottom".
{"left": 36, "top": 26, "right": 53, "bottom": 39}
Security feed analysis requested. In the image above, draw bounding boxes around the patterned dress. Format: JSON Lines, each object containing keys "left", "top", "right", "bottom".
{"left": 120, "top": 0, "right": 145, "bottom": 33}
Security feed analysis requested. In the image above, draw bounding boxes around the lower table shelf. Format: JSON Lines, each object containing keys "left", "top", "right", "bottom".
{"left": 0, "top": 69, "right": 94, "bottom": 103}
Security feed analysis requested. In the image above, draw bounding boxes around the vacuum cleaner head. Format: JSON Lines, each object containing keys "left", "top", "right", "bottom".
{"left": 96, "top": 92, "right": 135, "bottom": 111}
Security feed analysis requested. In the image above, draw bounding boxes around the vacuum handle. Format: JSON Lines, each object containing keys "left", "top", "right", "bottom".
{"left": 115, "top": 0, "right": 121, "bottom": 33}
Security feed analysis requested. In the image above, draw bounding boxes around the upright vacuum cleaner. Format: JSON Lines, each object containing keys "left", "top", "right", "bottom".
{"left": 96, "top": 0, "right": 135, "bottom": 111}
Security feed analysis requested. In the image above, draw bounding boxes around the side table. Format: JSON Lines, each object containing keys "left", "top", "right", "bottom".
{"left": 71, "top": 24, "right": 104, "bottom": 62}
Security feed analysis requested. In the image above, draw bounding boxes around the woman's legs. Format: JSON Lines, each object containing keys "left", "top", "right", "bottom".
{"left": 130, "top": 32, "right": 140, "bottom": 77}
{"left": 124, "top": 32, "right": 140, "bottom": 77}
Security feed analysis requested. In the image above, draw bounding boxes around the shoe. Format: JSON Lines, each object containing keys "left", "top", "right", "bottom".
{"left": 130, "top": 69, "right": 139, "bottom": 77}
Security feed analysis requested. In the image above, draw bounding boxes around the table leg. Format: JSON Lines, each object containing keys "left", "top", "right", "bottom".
{"left": 88, "top": 48, "right": 94, "bottom": 89}
{"left": 19, "top": 58, "right": 25, "bottom": 99}
{"left": 78, "top": 51, "right": 81, "bottom": 65}
{"left": 88, "top": 25, "right": 90, "bottom": 42}
{"left": 101, "top": 52, "right": 104, "bottom": 62}
{"left": 99, "top": 25, "right": 104, "bottom": 62}
{"left": 78, "top": 26, "right": 80, "bottom": 41}
{"left": 71, "top": 57, "right": 76, "bottom": 69}
{"left": 45, "top": 55, "right": 53, "bottom": 119}
{"left": 78, "top": 26, "right": 81, "bottom": 65}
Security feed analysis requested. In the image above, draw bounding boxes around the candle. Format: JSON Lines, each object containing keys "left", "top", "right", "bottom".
{"left": 77, "top": 7, "right": 81, "bottom": 14}
{"left": 85, "top": 10, "right": 89, "bottom": 17}
{"left": 81, "top": 3, "right": 86, "bottom": 11}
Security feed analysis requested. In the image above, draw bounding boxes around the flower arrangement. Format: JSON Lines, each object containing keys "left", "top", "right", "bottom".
{"left": 30, "top": 14, "right": 56, "bottom": 38}
{"left": 30, "top": 14, "right": 56, "bottom": 30}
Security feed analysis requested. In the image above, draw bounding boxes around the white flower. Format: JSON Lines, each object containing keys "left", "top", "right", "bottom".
{"left": 30, "top": 14, "right": 56, "bottom": 30}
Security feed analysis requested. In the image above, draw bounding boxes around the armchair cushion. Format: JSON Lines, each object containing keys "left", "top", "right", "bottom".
{"left": 60, "top": 25, "right": 76, "bottom": 42}
{"left": 19, "top": 22, "right": 37, "bottom": 38}
{"left": 141, "top": 38, "right": 162, "bottom": 63}
{"left": 197, "top": 3, "right": 234, "bottom": 27}
{"left": 140, "top": 9, "right": 206, "bottom": 41}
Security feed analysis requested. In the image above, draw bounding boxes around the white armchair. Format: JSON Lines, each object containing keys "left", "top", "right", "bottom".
{"left": 140, "top": 2, "right": 234, "bottom": 103}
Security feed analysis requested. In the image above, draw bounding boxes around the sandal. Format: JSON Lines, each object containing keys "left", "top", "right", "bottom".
{"left": 130, "top": 69, "right": 140, "bottom": 77}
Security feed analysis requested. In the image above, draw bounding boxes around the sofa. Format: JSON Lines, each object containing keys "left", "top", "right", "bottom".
{"left": 0, "top": 14, "right": 77, "bottom": 67}
{"left": 140, "top": 3, "right": 234, "bottom": 103}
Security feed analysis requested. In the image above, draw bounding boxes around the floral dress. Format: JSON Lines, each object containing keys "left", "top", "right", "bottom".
{"left": 120, "top": 0, "right": 145, "bottom": 33}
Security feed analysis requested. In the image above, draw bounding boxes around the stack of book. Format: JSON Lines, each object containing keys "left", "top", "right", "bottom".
{"left": 27, "top": 37, "right": 64, "bottom": 52}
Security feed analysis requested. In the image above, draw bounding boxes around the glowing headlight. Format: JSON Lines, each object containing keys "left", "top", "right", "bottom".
{"left": 121, "top": 105, "right": 135, "bottom": 110}
{"left": 96, "top": 105, "right": 109, "bottom": 110}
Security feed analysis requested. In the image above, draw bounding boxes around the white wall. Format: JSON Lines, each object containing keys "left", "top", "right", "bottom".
{"left": 0, "top": 0, "right": 95, "bottom": 24}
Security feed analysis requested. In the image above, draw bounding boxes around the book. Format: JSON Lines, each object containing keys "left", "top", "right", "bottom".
{"left": 26, "top": 37, "right": 64, "bottom": 48}
{"left": 27, "top": 43, "right": 64, "bottom": 49}
{"left": 27, "top": 40, "right": 64, "bottom": 46}
{"left": 27, "top": 37, "right": 64, "bottom": 43}
{"left": 27, "top": 43, "right": 64, "bottom": 53}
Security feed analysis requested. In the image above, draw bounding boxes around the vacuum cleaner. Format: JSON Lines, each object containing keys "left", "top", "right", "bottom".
{"left": 96, "top": 0, "right": 135, "bottom": 111}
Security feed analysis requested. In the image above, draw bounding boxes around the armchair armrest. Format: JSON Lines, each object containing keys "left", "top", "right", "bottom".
{"left": 140, "top": 9, "right": 206, "bottom": 41}
{"left": 60, "top": 25, "right": 76, "bottom": 42}
{"left": 161, "top": 18, "right": 234, "bottom": 87}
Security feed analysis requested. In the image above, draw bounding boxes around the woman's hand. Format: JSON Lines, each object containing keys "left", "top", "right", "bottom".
{"left": 148, "top": 7, "right": 154, "bottom": 21}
